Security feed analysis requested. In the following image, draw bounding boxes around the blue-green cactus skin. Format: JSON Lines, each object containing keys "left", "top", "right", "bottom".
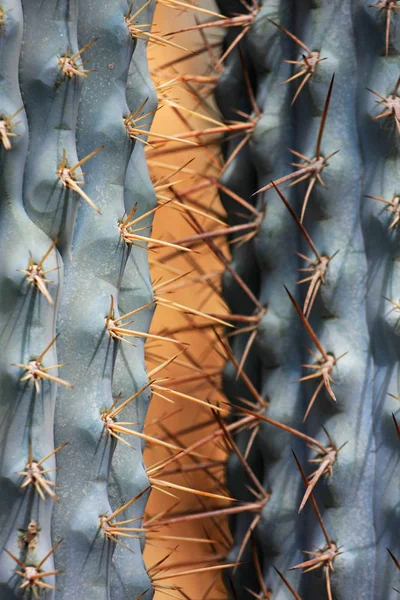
{"left": 216, "top": 0, "right": 400, "bottom": 598}
{"left": 0, "top": 1, "right": 157, "bottom": 598}
{"left": 357, "top": 4, "right": 400, "bottom": 598}
{"left": 0, "top": 3, "right": 62, "bottom": 597}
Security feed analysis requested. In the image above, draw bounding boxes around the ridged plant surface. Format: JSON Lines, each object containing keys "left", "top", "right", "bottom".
{"left": 0, "top": 1, "right": 157, "bottom": 599}
{"left": 215, "top": 0, "right": 400, "bottom": 598}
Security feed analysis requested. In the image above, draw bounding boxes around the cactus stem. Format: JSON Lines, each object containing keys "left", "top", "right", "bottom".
{"left": 58, "top": 39, "right": 97, "bottom": 79}
{"left": 16, "top": 443, "right": 68, "bottom": 502}
{"left": 0, "top": 106, "right": 23, "bottom": 150}
{"left": 57, "top": 147, "right": 103, "bottom": 214}
{"left": 5, "top": 541, "right": 62, "bottom": 596}
{"left": 371, "top": 0, "right": 400, "bottom": 56}
{"left": 368, "top": 76, "right": 400, "bottom": 133}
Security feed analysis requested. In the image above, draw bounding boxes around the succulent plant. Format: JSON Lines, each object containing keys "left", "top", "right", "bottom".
{"left": 212, "top": 1, "right": 400, "bottom": 598}
{"left": 0, "top": 1, "right": 158, "bottom": 598}
{"left": 2, "top": 0, "right": 400, "bottom": 599}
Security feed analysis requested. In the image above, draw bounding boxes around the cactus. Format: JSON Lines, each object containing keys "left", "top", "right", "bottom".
{"left": 2, "top": 0, "right": 400, "bottom": 598}
{"left": 207, "top": 1, "right": 400, "bottom": 598}
{"left": 0, "top": 1, "right": 158, "bottom": 598}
